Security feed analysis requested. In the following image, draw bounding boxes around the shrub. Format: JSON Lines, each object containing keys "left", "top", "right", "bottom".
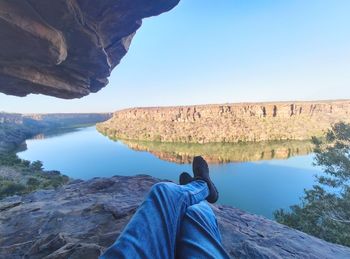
{"left": 275, "top": 122, "right": 350, "bottom": 247}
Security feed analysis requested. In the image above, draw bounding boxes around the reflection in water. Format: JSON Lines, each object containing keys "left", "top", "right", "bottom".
{"left": 117, "top": 139, "right": 314, "bottom": 164}
{"left": 31, "top": 127, "right": 83, "bottom": 140}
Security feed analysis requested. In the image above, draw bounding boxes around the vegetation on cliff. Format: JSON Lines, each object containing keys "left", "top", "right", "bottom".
{"left": 0, "top": 153, "right": 69, "bottom": 199}
{"left": 275, "top": 122, "right": 350, "bottom": 247}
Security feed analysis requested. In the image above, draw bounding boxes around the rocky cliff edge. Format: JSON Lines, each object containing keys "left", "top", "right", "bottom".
{"left": 1, "top": 175, "right": 349, "bottom": 258}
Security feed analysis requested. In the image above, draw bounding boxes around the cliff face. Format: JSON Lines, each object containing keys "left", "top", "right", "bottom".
{"left": 97, "top": 100, "right": 350, "bottom": 143}
{"left": 23, "top": 113, "right": 112, "bottom": 128}
{"left": 1, "top": 175, "right": 349, "bottom": 258}
{"left": 0, "top": 0, "right": 179, "bottom": 99}
{"left": 0, "top": 113, "right": 39, "bottom": 152}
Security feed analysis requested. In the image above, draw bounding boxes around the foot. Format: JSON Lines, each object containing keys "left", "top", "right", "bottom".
{"left": 179, "top": 172, "right": 193, "bottom": 185}
{"left": 192, "top": 156, "right": 219, "bottom": 203}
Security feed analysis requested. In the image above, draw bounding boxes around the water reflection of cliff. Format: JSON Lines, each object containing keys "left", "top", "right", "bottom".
{"left": 119, "top": 140, "right": 314, "bottom": 164}
{"left": 31, "top": 128, "right": 82, "bottom": 140}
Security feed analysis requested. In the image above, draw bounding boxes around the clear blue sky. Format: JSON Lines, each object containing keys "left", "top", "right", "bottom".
{"left": 1, "top": 0, "right": 349, "bottom": 113}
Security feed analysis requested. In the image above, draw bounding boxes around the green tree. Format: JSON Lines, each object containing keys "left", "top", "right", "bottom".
{"left": 30, "top": 160, "right": 43, "bottom": 171}
{"left": 275, "top": 122, "right": 350, "bottom": 247}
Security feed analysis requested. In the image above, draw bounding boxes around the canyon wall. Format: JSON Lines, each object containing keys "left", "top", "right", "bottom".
{"left": 23, "top": 113, "right": 112, "bottom": 128}
{"left": 0, "top": 0, "right": 179, "bottom": 99}
{"left": 97, "top": 100, "right": 350, "bottom": 143}
{"left": 0, "top": 112, "right": 111, "bottom": 152}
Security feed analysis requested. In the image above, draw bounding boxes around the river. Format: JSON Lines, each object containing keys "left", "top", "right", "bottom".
{"left": 17, "top": 126, "right": 322, "bottom": 219}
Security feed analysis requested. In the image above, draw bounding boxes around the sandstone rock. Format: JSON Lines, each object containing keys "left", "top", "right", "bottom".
{"left": 0, "top": 175, "right": 349, "bottom": 258}
{"left": 97, "top": 100, "right": 350, "bottom": 143}
{"left": 0, "top": 0, "right": 180, "bottom": 99}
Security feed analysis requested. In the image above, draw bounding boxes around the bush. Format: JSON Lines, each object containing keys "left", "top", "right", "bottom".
{"left": 27, "top": 177, "right": 40, "bottom": 187}
{"left": 0, "top": 182, "right": 26, "bottom": 198}
{"left": 0, "top": 153, "right": 69, "bottom": 199}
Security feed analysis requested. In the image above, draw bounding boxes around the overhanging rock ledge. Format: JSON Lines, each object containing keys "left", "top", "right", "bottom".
{"left": 0, "top": 0, "right": 180, "bottom": 99}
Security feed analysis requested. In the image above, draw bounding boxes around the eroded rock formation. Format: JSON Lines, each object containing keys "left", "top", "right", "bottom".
{"left": 0, "top": 0, "right": 180, "bottom": 98}
{"left": 0, "top": 175, "right": 349, "bottom": 258}
{"left": 97, "top": 100, "right": 350, "bottom": 143}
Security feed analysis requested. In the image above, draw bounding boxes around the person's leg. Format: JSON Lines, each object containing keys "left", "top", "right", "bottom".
{"left": 176, "top": 201, "right": 230, "bottom": 259}
{"left": 100, "top": 180, "right": 209, "bottom": 259}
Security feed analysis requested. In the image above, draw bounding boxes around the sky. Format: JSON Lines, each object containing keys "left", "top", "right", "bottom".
{"left": 1, "top": 0, "right": 350, "bottom": 113}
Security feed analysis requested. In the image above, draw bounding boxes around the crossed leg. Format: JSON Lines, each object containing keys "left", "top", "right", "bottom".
{"left": 100, "top": 180, "right": 210, "bottom": 259}
{"left": 176, "top": 201, "right": 230, "bottom": 259}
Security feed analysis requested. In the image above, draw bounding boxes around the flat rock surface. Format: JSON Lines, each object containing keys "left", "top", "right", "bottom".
{"left": 0, "top": 0, "right": 179, "bottom": 99}
{"left": 1, "top": 175, "right": 349, "bottom": 258}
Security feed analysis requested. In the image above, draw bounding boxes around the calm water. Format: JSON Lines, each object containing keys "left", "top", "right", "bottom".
{"left": 17, "top": 126, "right": 322, "bottom": 219}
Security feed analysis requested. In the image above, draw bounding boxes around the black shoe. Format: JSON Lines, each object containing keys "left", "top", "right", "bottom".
{"left": 192, "top": 156, "right": 219, "bottom": 203}
{"left": 179, "top": 172, "right": 193, "bottom": 185}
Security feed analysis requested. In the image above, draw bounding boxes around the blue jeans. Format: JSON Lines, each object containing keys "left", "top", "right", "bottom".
{"left": 100, "top": 180, "right": 230, "bottom": 259}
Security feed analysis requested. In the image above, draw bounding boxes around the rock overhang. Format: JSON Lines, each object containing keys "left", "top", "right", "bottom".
{"left": 0, "top": 0, "right": 180, "bottom": 99}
